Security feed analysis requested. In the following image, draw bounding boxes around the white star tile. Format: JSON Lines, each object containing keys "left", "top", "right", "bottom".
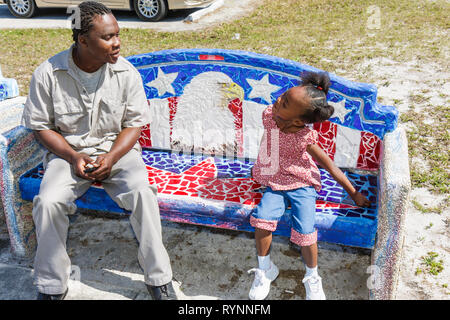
{"left": 247, "top": 74, "right": 281, "bottom": 104}
{"left": 329, "top": 98, "right": 352, "bottom": 124}
{"left": 145, "top": 67, "right": 178, "bottom": 96}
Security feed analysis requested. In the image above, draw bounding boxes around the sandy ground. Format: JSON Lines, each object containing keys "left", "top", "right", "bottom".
{"left": 341, "top": 58, "right": 450, "bottom": 300}
{"left": 0, "top": 0, "right": 448, "bottom": 301}
{"left": 0, "top": 215, "right": 371, "bottom": 300}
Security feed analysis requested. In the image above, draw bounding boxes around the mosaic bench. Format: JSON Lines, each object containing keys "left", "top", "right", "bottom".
{"left": 1, "top": 49, "right": 411, "bottom": 299}
{"left": 0, "top": 65, "right": 19, "bottom": 102}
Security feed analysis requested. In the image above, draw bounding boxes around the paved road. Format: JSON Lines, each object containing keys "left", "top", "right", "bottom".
{"left": 0, "top": 0, "right": 256, "bottom": 31}
{"left": 0, "top": 3, "right": 204, "bottom": 30}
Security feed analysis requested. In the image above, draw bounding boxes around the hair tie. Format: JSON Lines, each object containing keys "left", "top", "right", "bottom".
{"left": 317, "top": 86, "right": 323, "bottom": 91}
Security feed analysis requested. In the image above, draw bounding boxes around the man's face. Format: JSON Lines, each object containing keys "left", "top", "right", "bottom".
{"left": 80, "top": 13, "right": 121, "bottom": 64}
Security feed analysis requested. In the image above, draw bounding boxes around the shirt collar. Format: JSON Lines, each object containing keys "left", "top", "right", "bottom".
{"left": 51, "top": 44, "right": 128, "bottom": 73}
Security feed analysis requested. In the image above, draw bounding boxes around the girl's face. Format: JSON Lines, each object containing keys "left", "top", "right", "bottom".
{"left": 272, "top": 87, "right": 308, "bottom": 133}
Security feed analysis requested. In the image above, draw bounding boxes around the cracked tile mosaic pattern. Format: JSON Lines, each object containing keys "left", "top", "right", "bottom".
{"left": 129, "top": 49, "right": 393, "bottom": 170}
{"left": 128, "top": 49, "right": 398, "bottom": 139}
{"left": 0, "top": 76, "right": 19, "bottom": 101}
{"left": 21, "top": 149, "right": 378, "bottom": 220}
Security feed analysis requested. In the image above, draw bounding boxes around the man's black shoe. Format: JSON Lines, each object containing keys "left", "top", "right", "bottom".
{"left": 37, "top": 288, "right": 68, "bottom": 300}
{"left": 146, "top": 280, "right": 177, "bottom": 300}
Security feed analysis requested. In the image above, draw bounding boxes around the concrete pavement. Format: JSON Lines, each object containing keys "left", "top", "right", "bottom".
{"left": 0, "top": 0, "right": 258, "bottom": 32}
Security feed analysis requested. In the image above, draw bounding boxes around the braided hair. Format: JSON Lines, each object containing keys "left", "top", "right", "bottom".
{"left": 72, "top": 1, "right": 112, "bottom": 45}
{"left": 299, "top": 71, "right": 334, "bottom": 123}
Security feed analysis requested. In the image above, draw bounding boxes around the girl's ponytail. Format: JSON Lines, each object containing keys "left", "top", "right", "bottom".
{"left": 313, "top": 104, "right": 334, "bottom": 122}
{"left": 300, "top": 71, "right": 335, "bottom": 123}
{"left": 301, "top": 71, "right": 331, "bottom": 95}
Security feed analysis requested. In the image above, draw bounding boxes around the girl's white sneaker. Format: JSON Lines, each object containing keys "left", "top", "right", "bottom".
{"left": 302, "top": 274, "right": 326, "bottom": 300}
{"left": 248, "top": 262, "right": 279, "bottom": 300}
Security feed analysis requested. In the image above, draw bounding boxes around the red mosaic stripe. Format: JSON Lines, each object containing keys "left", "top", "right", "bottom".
{"left": 139, "top": 123, "right": 152, "bottom": 148}
{"left": 138, "top": 100, "right": 153, "bottom": 148}
{"left": 228, "top": 98, "right": 243, "bottom": 156}
{"left": 168, "top": 96, "right": 179, "bottom": 142}
{"left": 314, "top": 121, "right": 337, "bottom": 161}
{"left": 357, "top": 131, "right": 381, "bottom": 170}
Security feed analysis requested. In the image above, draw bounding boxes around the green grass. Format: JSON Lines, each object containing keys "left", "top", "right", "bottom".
{"left": 424, "top": 222, "right": 433, "bottom": 230}
{"left": 420, "top": 252, "right": 444, "bottom": 276}
{"left": 411, "top": 199, "right": 444, "bottom": 214}
{"left": 400, "top": 105, "right": 450, "bottom": 194}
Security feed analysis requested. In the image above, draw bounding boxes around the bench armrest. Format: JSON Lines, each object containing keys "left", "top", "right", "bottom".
{"left": 0, "top": 124, "right": 45, "bottom": 257}
{"left": 370, "top": 125, "right": 411, "bottom": 299}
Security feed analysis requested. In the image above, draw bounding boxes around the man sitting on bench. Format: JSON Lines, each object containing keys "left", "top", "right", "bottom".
{"left": 21, "top": 1, "right": 175, "bottom": 300}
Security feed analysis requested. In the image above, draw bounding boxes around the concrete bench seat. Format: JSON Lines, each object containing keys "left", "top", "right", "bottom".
{"left": 1, "top": 49, "right": 411, "bottom": 299}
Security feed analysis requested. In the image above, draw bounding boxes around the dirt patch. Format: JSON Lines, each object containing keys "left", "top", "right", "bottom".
{"left": 347, "top": 57, "right": 450, "bottom": 299}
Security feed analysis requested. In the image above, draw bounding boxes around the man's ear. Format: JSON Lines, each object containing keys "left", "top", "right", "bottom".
{"left": 77, "top": 34, "right": 88, "bottom": 47}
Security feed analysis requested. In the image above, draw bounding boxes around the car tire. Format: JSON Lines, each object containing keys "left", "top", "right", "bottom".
{"left": 133, "top": 0, "right": 168, "bottom": 22}
{"left": 7, "top": 0, "right": 38, "bottom": 18}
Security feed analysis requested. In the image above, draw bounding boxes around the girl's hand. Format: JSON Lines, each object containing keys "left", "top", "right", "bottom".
{"left": 306, "top": 144, "right": 372, "bottom": 208}
{"left": 351, "top": 191, "right": 372, "bottom": 207}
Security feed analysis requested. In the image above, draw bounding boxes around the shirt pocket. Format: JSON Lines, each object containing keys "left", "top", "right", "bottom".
{"left": 53, "top": 100, "right": 86, "bottom": 134}
{"left": 97, "top": 97, "right": 126, "bottom": 134}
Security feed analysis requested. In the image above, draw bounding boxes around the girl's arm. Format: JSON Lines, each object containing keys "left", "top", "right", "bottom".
{"left": 306, "top": 144, "right": 371, "bottom": 207}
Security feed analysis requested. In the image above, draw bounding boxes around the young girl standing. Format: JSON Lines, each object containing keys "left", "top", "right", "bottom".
{"left": 248, "top": 71, "right": 371, "bottom": 300}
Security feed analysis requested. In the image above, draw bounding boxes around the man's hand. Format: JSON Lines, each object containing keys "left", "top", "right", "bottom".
{"left": 34, "top": 130, "right": 97, "bottom": 181}
{"left": 70, "top": 153, "right": 97, "bottom": 181}
{"left": 350, "top": 191, "right": 372, "bottom": 207}
{"left": 86, "top": 153, "right": 116, "bottom": 181}
{"left": 84, "top": 127, "right": 142, "bottom": 181}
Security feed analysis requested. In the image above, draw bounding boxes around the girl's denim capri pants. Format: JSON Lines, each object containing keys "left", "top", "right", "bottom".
{"left": 250, "top": 186, "right": 318, "bottom": 246}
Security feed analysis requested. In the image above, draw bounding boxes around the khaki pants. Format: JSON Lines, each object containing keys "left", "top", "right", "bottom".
{"left": 32, "top": 149, "right": 173, "bottom": 295}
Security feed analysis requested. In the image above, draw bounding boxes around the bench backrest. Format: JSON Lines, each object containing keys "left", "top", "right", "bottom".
{"left": 127, "top": 49, "right": 398, "bottom": 171}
